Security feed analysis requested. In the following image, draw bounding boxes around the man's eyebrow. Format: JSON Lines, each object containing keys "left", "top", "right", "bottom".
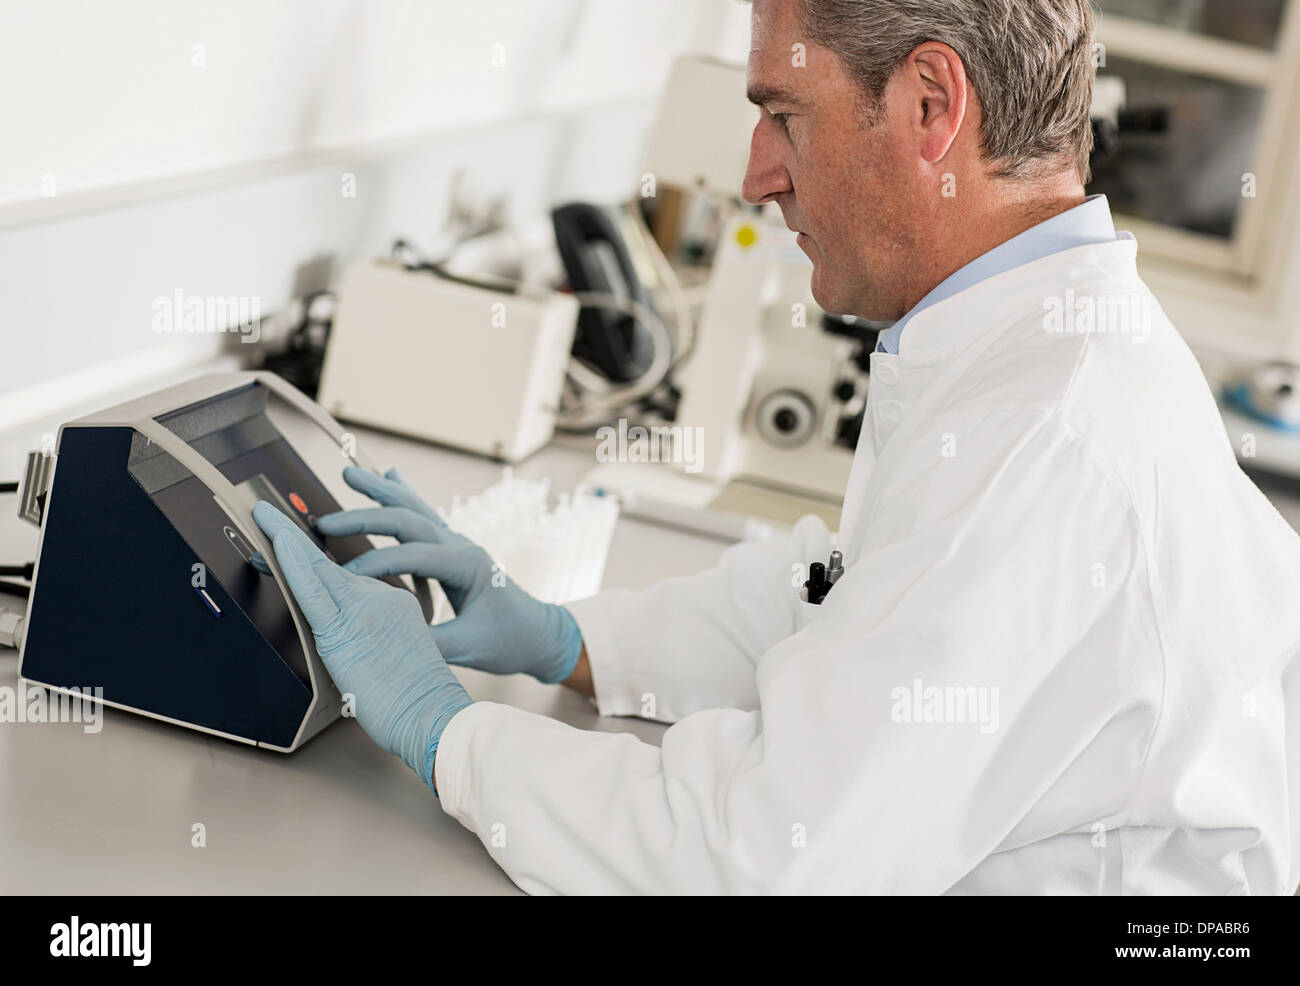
{"left": 746, "top": 83, "right": 802, "bottom": 108}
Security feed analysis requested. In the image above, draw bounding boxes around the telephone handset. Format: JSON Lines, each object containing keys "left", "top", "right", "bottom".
{"left": 551, "top": 202, "right": 655, "bottom": 384}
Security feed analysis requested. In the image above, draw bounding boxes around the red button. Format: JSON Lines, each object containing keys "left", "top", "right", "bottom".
{"left": 289, "top": 492, "right": 308, "bottom": 514}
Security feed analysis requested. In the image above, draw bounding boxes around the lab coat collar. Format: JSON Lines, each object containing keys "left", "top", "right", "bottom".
{"left": 891, "top": 237, "right": 1140, "bottom": 362}
{"left": 875, "top": 194, "right": 1120, "bottom": 355}
{"left": 855, "top": 237, "right": 1141, "bottom": 507}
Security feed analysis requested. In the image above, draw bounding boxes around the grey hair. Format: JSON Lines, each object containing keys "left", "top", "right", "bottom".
{"left": 797, "top": 0, "right": 1097, "bottom": 181}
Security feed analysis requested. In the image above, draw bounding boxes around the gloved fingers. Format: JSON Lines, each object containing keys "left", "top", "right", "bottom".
{"left": 342, "top": 542, "right": 482, "bottom": 594}
{"left": 253, "top": 501, "right": 344, "bottom": 629}
{"left": 315, "top": 505, "right": 443, "bottom": 543}
{"left": 342, "top": 465, "right": 446, "bottom": 525}
{"left": 249, "top": 550, "right": 272, "bottom": 575}
{"left": 429, "top": 619, "right": 479, "bottom": 666}
{"left": 384, "top": 466, "right": 415, "bottom": 489}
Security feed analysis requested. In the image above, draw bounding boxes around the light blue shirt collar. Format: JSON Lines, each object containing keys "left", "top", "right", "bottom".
{"left": 875, "top": 194, "right": 1120, "bottom": 355}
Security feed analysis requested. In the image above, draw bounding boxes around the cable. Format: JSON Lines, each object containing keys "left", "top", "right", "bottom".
{"left": 557, "top": 291, "right": 675, "bottom": 430}
{"left": 0, "top": 481, "right": 17, "bottom": 493}
{"left": 627, "top": 199, "right": 697, "bottom": 371}
{"left": 0, "top": 604, "right": 24, "bottom": 650}
{"left": 553, "top": 197, "right": 695, "bottom": 430}
{"left": 390, "top": 238, "right": 521, "bottom": 295}
{"left": 0, "top": 563, "right": 35, "bottom": 581}
{"left": 0, "top": 580, "right": 31, "bottom": 599}
{"left": 260, "top": 290, "right": 336, "bottom": 398}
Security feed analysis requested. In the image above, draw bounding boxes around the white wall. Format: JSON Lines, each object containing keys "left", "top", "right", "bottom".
{"left": 0, "top": 0, "right": 750, "bottom": 442}
{"left": 0, "top": 0, "right": 724, "bottom": 208}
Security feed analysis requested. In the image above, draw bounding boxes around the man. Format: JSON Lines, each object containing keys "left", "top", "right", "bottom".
{"left": 254, "top": 0, "right": 1300, "bottom": 893}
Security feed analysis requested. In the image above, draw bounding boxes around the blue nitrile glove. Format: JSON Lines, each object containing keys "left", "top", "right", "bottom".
{"left": 314, "top": 466, "right": 584, "bottom": 685}
{"left": 252, "top": 500, "right": 472, "bottom": 792}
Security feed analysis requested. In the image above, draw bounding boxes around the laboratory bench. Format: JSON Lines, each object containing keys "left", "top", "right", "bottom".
{"left": 0, "top": 426, "right": 727, "bottom": 895}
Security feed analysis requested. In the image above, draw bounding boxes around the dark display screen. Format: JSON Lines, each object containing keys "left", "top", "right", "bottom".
{"left": 128, "top": 384, "right": 391, "bottom": 689}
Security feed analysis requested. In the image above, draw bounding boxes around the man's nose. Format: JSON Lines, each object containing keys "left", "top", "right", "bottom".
{"left": 741, "top": 121, "right": 792, "bottom": 205}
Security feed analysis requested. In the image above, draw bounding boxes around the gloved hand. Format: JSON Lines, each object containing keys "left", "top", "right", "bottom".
{"left": 252, "top": 500, "right": 472, "bottom": 793}
{"left": 315, "top": 466, "right": 584, "bottom": 685}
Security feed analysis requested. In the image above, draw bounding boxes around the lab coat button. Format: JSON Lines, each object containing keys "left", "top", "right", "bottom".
{"left": 874, "top": 363, "right": 899, "bottom": 385}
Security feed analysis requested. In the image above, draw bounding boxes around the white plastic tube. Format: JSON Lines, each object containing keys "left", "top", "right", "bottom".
{"left": 431, "top": 469, "right": 621, "bottom": 623}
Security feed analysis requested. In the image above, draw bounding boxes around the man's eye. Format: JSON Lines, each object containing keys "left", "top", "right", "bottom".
{"left": 772, "top": 112, "right": 790, "bottom": 127}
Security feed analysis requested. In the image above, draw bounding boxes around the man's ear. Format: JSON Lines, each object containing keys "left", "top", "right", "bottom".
{"left": 905, "top": 42, "right": 968, "bottom": 165}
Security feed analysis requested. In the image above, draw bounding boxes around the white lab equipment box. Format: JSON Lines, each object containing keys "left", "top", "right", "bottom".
{"left": 318, "top": 261, "right": 579, "bottom": 462}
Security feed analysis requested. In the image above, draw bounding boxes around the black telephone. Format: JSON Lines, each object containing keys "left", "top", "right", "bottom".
{"left": 551, "top": 202, "right": 655, "bottom": 384}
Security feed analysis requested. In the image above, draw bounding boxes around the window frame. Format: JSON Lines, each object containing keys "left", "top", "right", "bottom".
{"left": 1093, "top": 3, "right": 1300, "bottom": 280}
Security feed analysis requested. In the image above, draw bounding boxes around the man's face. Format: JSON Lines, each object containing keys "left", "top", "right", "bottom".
{"left": 742, "top": 0, "right": 919, "bottom": 320}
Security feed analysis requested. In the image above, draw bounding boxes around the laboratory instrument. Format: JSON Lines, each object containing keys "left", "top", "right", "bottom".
{"left": 1223, "top": 361, "right": 1300, "bottom": 431}
{"left": 317, "top": 259, "right": 579, "bottom": 462}
{"left": 18, "top": 371, "right": 428, "bottom": 751}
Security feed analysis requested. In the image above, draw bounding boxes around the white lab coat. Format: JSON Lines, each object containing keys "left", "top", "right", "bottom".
{"left": 435, "top": 238, "right": 1300, "bottom": 894}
